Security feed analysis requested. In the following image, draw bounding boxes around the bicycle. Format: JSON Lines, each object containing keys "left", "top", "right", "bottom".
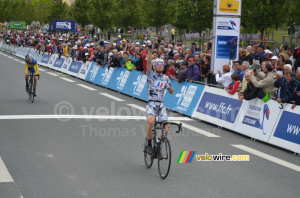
{"left": 27, "top": 71, "right": 39, "bottom": 103}
{"left": 143, "top": 104, "right": 182, "bottom": 179}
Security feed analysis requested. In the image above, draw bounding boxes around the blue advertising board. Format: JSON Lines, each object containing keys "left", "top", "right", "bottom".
{"left": 123, "top": 70, "right": 148, "bottom": 101}
{"left": 52, "top": 20, "right": 75, "bottom": 31}
{"left": 216, "top": 35, "right": 238, "bottom": 59}
{"left": 53, "top": 57, "right": 65, "bottom": 69}
{"left": 93, "top": 66, "right": 117, "bottom": 88}
{"left": 273, "top": 111, "right": 300, "bottom": 145}
{"left": 68, "top": 61, "right": 82, "bottom": 74}
{"left": 164, "top": 81, "right": 205, "bottom": 116}
{"left": 41, "top": 54, "right": 51, "bottom": 65}
{"left": 85, "top": 63, "right": 101, "bottom": 83}
{"left": 195, "top": 92, "right": 243, "bottom": 123}
{"left": 106, "top": 67, "right": 133, "bottom": 93}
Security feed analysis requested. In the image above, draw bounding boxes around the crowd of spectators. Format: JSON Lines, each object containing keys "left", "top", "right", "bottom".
{"left": 216, "top": 42, "right": 300, "bottom": 109}
{"left": 1, "top": 30, "right": 300, "bottom": 109}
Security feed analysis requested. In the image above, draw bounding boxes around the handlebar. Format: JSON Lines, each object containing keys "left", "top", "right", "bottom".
{"left": 156, "top": 122, "right": 182, "bottom": 133}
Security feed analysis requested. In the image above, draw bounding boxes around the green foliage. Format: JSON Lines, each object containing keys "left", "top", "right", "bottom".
{"left": 71, "top": 0, "right": 90, "bottom": 29}
{"left": 88, "top": 0, "right": 112, "bottom": 30}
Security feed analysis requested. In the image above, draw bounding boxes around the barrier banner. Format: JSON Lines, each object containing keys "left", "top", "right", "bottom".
{"left": 164, "top": 81, "right": 205, "bottom": 116}
{"left": 93, "top": 66, "right": 116, "bottom": 88}
{"left": 16, "top": 47, "right": 30, "bottom": 59}
{"left": 268, "top": 104, "right": 300, "bottom": 153}
{"left": 67, "top": 61, "right": 82, "bottom": 77}
{"left": 40, "top": 54, "right": 51, "bottom": 66}
{"left": 85, "top": 63, "right": 101, "bottom": 83}
{"left": 52, "top": 57, "right": 65, "bottom": 72}
{"left": 29, "top": 49, "right": 38, "bottom": 61}
{"left": 192, "top": 86, "right": 243, "bottom": 130}
{"left": 123, "top": 70, "right": 148, "bottom": 101}
{"left": 61, "top": 57, "right": 73, "bottom": 73}
{"left": 106, "top": 67, "right": 132, "bottom": 93}
{"left": 77, "top": 61, "right": 93, "bottom": 80}
{"left": 234, "top": 99, "right": 281, "bottom": 142}
{"left": 48, "top": 54, "right": 58, "bottom": 69}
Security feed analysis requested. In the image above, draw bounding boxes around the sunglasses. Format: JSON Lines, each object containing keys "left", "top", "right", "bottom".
{"left": 156, "top": 62, "right": 164, "bottom": 66}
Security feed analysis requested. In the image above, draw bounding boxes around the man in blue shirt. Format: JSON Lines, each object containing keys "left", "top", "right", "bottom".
{"left": 185, "top": 57, "right": 200, "bottom": 82}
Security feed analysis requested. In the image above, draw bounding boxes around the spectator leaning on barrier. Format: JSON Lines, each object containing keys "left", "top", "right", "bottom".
{"left": 270, "top": 56, "right": 278, "bottom": 70}
{"left": 274, "top": 71, "right": 298, "bottom": 104}
{"left": 292, "top": 83, "right": 300, "bottom": 109}
{"left": 296, "top": 67, "right": 300, "bottom": 83}
{"left": 226, "top": 73, "right": 240, "bottom": 95}
{"left": 185, "top": 57, "right": 200, "bottom": 82}
{"left": 169, "top": 63, "right": 187, "bottom": 83}
{"left": 216, "top": 65, "right": 232, "bottom": 88}
{"left": 240, "top": 61, "right": 250, "bottom": 92}
{"left": 200, "top": 55, "right": 211, "bottom": 78}
{"left": 239, "top": 73, "right": 262, "bottom": 101}
{"left": 250, "top": 63, "right": 276, "bottom": 99}
{"left": 233, "top": 60, "right": 244, "bottom": 82}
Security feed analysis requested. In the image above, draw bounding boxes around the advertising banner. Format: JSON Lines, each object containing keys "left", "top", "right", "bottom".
{"left": 216, "top": 0, "right": 241, "bottom": 16}
{"left": 164, "top": 81, "right": 205, "bottom": 117}
{"left": 48, "top": 54, "right": 58, "bottom": 69}
{"left": 10, "top": 21, "right": 26, "bottom": 28}
{"left": 192, "top": 86, "right": 243, "bottom": 130}
{"left": 61, "top": 57, "right": 73, "bottom": 73}
{"left": 212, "top": 17, "right": 241, "bottom": 73}
{"left": 52, "top": 20, "right": 75, "bottom": 31}
{"left": 93, "top": 66, "right": 116, "bottom": 87}
{"left": 40, "top": 54, "right": 51, "bottom": 66}
{"left": 123, "top": 70, "right": 148, "bottom": 101}
{"left": 78, "top": 61, "right": 94, "bottom": 80}
{"left": 268, "top": 104, "right": 300, "bottom": 153}
{"left": 85, "top": 63, "right": 101, "bottom": 83}
{"left": 52, "top": 57, "right": 65, "bottom": 72}
{"left": 234, "top": 99, "right": 281, "bottom": 142}
{"left": 106, "top": 67, "right": 133, "bottom": 93}
{"left": 67, "top": 61, "right": 82, "bottom": 77}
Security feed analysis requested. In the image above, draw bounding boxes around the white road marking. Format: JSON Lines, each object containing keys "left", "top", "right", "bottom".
{"left": 13, "top": 58, "right": 19, "bottom": 61}
{"left": 99, "top": 93, "right": 124, "bottom": 101}
{"left": 231, "top": 145, "right": 300, "bottom": 172}
{"left": 77, "top": 84, "right": 97, "bottom": 91}
{"left": 127, "top": 104, "right": 146, "bottom": 112}
{"left": 39, "top": 68, "right": 46, "bottom": 72}
{"left": 127, "top": 104, "right": 218, "bottom": 137}
{"left": 47, "top": 72, "right": 59, "bottom": 76}
{"left": 0, "top": 157, "right": 14, "bottom": 182}
{"left": 0, "top": 115, "right": 192, "bottom": 121}
{"left": 60, "top": 77, "right": 75, "bottom": 82}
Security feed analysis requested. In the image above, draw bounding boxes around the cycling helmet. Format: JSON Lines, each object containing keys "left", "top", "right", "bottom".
{"left": 25, "top": 55, "right": 31, "bottom": 62}
{"left": 152, "top": 58, "right": 164, "bottom": 67}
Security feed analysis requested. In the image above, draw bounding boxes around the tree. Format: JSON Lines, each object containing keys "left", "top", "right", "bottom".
{"left": 71, "top": 0, "right": 90, "bottom": 30}
{"left": 88, "top": 0, "right": 113, "bottom": 30}
{"left": 143, "top": 0, "right": 171, "bottom": 34}
{"left": 111, "top": 0, "right": 144, "bottom": 28}
{"left": 241, "top": 0, "right": 290, "bottom": 40}
{"left": 171, "top": 0, "right": 192, "bottom": 40}
{"left": 31, "top": 0, "right": 54, "bottom": 24}
{"left": 190, "top": 0, "right": 213, "bottom": 34}
{"left": 48, "top": 0, "right": 70, "bottom": 21}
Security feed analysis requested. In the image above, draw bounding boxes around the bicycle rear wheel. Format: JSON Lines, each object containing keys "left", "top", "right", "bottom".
{"left": 158, "top": 138, "right": 171, "bottom": 179}
{"left": 144, "top": 137, "right": 154, "bottom": 169}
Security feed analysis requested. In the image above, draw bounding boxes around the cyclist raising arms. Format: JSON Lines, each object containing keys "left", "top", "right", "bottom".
{"left": 25, "top": 55, "right": 40, "bottom": 96}
{"left": 145, "top": 44, "right": 174, "bottom": 154}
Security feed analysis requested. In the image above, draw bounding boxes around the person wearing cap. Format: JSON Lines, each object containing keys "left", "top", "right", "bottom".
{"left": 185, "top": 57, "right": 200, "bottom": 82}
{"left": 144, "top": 42, "right": 173, "bottom": 155}
{"left": 270, "top": 56, "right": 278, "bottom": 70}
{"left": 191, "top": 42, "right": 200, "bottom": 53}
{"left": 255, "top": 44, "right": 266, "bottom": 65}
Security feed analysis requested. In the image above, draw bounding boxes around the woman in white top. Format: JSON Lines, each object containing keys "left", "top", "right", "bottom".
{"left": 215, "top": 65, "right": 232, "bottom": 88}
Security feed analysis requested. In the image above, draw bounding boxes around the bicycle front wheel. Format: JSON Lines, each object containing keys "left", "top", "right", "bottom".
{"left": 158, "top": 138, "right": 171, "bottom": 179}
{"left": 144, "top": 137, "right": 154, "bottom": 169}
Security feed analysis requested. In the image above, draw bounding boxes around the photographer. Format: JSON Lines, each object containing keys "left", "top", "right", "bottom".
{"left": 249, "top": 63, "right": 276, "bottom": 99}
